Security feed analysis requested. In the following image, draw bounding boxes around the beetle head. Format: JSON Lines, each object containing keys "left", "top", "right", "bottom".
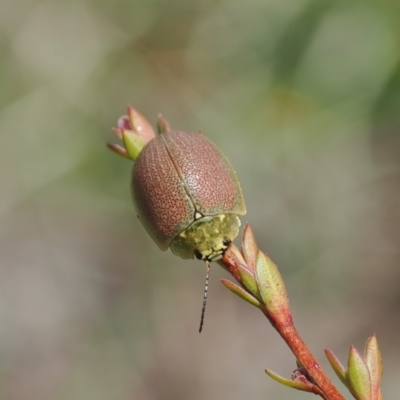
{"left": 169, "top": 214, "right": 240, "bottom": 261}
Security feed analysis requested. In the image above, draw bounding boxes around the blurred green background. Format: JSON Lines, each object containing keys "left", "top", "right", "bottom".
{"left": 1, "top": 0, "right": 399, "bottom": 399}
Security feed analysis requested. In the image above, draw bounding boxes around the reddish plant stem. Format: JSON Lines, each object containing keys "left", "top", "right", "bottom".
{"left": 268, "top": 311, "right": 345, "bottom": 400}
{"left": 221, "top": 245, "right": 345, "bottom": 400}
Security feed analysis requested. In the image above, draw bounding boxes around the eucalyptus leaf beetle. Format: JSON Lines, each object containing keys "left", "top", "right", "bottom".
{"left": 132, "top": 129, "right": 246, "bottom": 261}
{"left": 107, "top": 107, "right": 246, "bottom": 331}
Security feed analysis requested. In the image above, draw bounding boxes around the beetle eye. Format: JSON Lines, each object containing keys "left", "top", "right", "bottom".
{"left": 223, "top": 239, "right": 231, "bottom": 247}
{"left": 194, "top": 250, "right": 203, "bottom": 260}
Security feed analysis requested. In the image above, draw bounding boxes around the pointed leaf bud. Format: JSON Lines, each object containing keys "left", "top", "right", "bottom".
{"left": 347, "top": 346, "right": 371, "bottom": 400}
{"left": 122, "top": 130, "right": 148, "bottom": 161}
{"left": 157, "top": 114, "right": 171, "bottom": 134}
{"left": 325, "top": 348, "right": 348, "bottom": 387}
{"left": 127, "top": 105, "right": 156, "bottom": 142}
{"left": 220, "top": 244, "right": 247, "bottom": 283}
{"left": 364, "top": 335, "right": 383, "bottom": 400}
{"left": 220, "top": 244, "right": 261, "bottom": 304}
{"left": 107, "top": 106, "right": 156, "bottom": 161}
{"left": 236, "top": 261, "right": 261, "bottom": 301}
{"left": 221, "top": 279, "right": 262, "bottom": 309}
{"left": 106, "top": 142, "right": 129, "bottom": 158}
{"left": 242, "top": 223, "right": 258, "bottom": 272}
{"left": 255, "top": 250, "right": 290, "bottom": 321}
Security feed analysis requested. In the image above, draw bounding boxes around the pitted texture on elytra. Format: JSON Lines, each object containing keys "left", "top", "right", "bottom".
{"left": 162, "top": 131, "right": 246, "bottom": 217}
{"left": 132, "top": 134, "right": 195, "bottom": 250}
{"left": 131, "top": 130, "right": 246, "bottom": 252}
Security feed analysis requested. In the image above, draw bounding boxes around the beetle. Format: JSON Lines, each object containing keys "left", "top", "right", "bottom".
{"left": 108, "top": 107, "right": 246, "bottom": 331}
{"left": 132, "top": 129, "right": 246, "bottom": 262}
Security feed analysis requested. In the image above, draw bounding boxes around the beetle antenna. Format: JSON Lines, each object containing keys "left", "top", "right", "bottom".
{"left": 199, "top": 261, "right": 211, "bottom": 333}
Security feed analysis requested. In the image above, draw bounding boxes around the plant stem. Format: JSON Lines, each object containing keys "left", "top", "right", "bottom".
{"left": 268, "top": 311, "right": 345, "bottom": 400}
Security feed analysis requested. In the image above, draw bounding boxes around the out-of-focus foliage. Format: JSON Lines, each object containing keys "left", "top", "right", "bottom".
{"left": 0, "top": 0, "right": 399, "bottom": 399}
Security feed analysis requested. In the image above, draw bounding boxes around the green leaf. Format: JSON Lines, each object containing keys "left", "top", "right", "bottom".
{"left": 255, "top": 250, "right": 290, "bottom": 318}
{"left": 122, "top": 131, "right": 148, "bottom": 161}
{"left": 265, "top": 369, "right": 317, "bottom": 393}
{"left": 325, "top": 349, "right": 348, "bottom": 388}
{"left": 220, "top": 279, "right": 262, "bottom": 309}
{"left": 347, "top": 346, "right": 371, "bottom": 400}
{"left": 235, "top": 261, "right": 261, "bottom": 301}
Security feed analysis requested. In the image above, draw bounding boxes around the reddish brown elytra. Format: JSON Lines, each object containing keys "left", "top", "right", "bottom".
{"left": 132, "top": 130, "right": 246, "bottom": 262}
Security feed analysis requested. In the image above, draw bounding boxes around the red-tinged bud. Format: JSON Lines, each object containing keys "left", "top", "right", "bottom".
{"left": 126, "top": 105, "right": 156, "bottom": 142}
{"left": 326, "top": 336, "right": 383, "bottom": 400}
{"left": 325, "top": 348, "right": 347, "bottom": 386}
{"left": 364, "top": 335, "right": 383, "bottom": 400}
{"left": 107, "top": 106, "right": 156, "bottom": 161}
{"left": 220, "top": 244, "right": 246, "bottom": 283}
{"left": 157, "top": 114, "right": 171, "bottom": 134}
{"left": 242, "top": 223, "right": 257, "bottom": 272}
{"left": 117, "top": 115, "right": 132, "bottom": 131}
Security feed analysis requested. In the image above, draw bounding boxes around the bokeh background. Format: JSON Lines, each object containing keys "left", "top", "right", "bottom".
{"left": 1, "top": 0, "right": 400, "bottom": 399}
